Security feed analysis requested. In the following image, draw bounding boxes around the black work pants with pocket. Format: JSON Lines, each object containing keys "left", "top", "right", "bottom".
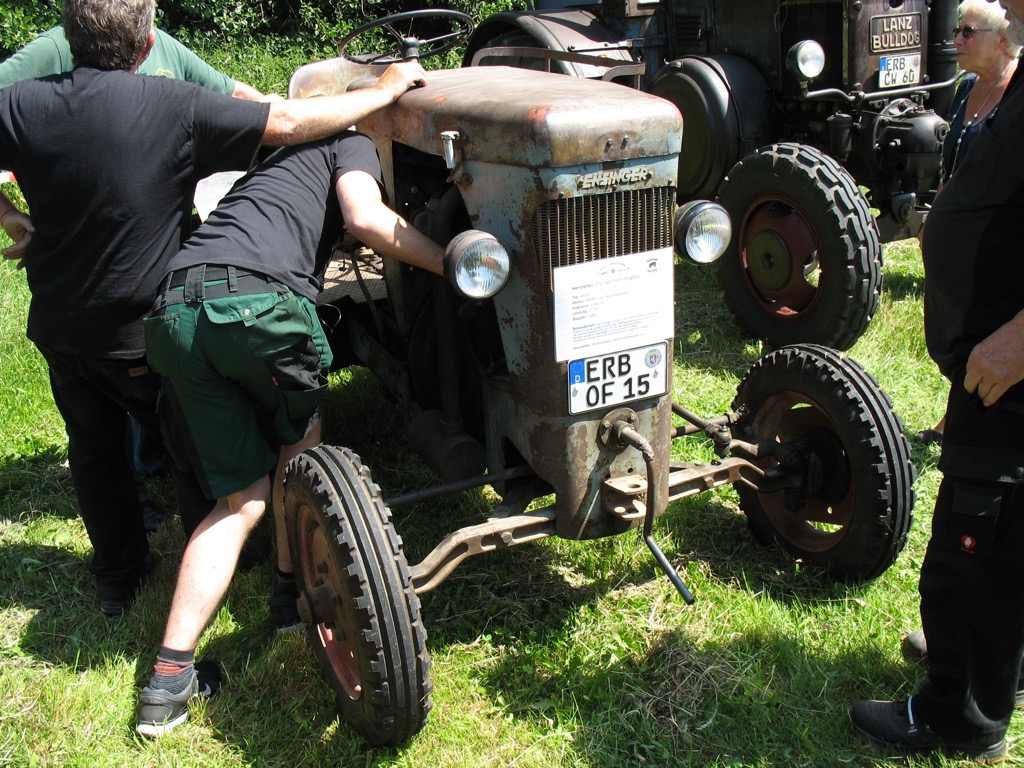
{"left": 914, "top": 370, "right": 1024, "bottom": 746}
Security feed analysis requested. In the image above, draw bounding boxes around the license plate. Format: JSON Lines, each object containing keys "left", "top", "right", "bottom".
{"left": 879, "top": 54, "right": 921, "bottom": 89}
{"left": 567, "top": 343, "right": 668, "bottom": 415}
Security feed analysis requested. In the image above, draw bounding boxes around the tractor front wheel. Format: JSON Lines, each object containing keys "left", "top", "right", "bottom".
{"left": 285, "top": 445, "right": 431, "bottom": 746}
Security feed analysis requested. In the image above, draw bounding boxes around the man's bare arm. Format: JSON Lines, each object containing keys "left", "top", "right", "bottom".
{"left": 230, "top": 80, "right": 267, "bottom": 101}
{"left": 262, "top": 62, "right": 427, "bottom": 146}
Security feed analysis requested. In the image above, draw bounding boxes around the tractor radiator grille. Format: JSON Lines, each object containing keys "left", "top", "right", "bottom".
{"left": 533, "top": 186, "right": 676, "bottom": 293}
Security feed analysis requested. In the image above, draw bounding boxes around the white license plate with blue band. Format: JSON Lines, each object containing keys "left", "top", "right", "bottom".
{"left": 568, "top": 342, "right": 669, "bottom": 414}
{"left": 879, "top": 54, "right": 920, "bottom": 88}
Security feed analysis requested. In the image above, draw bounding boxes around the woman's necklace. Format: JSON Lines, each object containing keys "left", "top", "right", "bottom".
{"left": 964, "top": 76, "right": 1003, "bottom": 127}
{"left": 944, "top": 73, "right": 1007, "bottom": 181}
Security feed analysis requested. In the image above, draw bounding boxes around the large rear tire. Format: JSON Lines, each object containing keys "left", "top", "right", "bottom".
{"left": 732, "top": 344, "right": 915, "bottom": 582}
{"left": 285, "top": 445, "right": 431, "bottom": 746}
{"left": 716, "top": 143, "right": 882, "bottom": 351}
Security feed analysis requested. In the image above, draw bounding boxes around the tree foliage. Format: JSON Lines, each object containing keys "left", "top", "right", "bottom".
{"left": 0, "top": 0, "right": 62, "bottom": 55}
{"left": 1, "top": 0, "right": 525, "bottom": 58}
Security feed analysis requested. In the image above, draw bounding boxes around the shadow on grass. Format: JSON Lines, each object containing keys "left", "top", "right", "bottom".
{"left": 476, "top": 620, "right": 925, "bottom": 766}
{"left": 881, "top": 268, "right": 927, "bottom": 302}
{"left": 457, "top": 483, "right": 927, "bottom": 764}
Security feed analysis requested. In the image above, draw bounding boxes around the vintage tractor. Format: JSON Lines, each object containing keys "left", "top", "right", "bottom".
{"left": 464, "top": 0, "right": 958, "bottom": 351}
{"left": 282, "top": 10, "right": 915, "bottom": 747}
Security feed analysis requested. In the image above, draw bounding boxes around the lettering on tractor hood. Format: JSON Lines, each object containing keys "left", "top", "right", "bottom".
{"left": 577, "top": 166, "right": 655, "bottom": 190}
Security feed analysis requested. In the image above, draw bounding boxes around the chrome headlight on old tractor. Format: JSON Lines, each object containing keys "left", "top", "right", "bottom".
{"left": 444, "top": 230, "right": 511, "bottom": 298}
{"left": 787, "top": 40, "right": 826, "bottom": 81}
{"left": 674, "top": 201, "right": 732, "bottom": 264}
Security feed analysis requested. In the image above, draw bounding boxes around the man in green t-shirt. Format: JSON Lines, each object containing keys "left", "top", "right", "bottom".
{"left": 0, "top": 24, "right": 264, "bottom": 98}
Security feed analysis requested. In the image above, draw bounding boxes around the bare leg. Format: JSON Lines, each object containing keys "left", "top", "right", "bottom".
{"left": 160, "top": 475, "right": 270, "bottom": 652}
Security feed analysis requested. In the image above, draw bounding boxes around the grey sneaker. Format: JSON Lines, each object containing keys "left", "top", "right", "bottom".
{"left": 136, "top": 671, "right": 198, "bottom": 737}
{"left": 136, "top": 662, "right": 224, "bottom": 737}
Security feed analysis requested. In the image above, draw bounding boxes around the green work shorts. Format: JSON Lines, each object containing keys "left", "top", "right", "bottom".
{"left": 144, "top": 290, "right": 333, "bottom": 499}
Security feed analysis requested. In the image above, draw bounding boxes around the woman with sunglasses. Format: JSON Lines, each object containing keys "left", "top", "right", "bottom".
{"left": 915, "top": 0, "right": 1020, "bottom": 447}
{"left": 942, "top": 0, "right": 1021, "bottom": 185}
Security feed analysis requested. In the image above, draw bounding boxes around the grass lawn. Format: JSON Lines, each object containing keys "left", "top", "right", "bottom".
{"left": 0, "top": 49, "right": 1003, "bottom": 768}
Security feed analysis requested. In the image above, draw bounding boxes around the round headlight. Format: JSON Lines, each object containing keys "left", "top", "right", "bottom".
{"left": 673, "top": 201, "right": 732, "bottom": 265}
{"left": 443, "top": 230, "right": 511, "bottom": 298}
{"left": 787, "top": 40, "right": 826, "bottom": 81}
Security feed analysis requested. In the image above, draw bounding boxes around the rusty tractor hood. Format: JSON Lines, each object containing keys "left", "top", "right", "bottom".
{"left": 293, "top": 62, "right": 682, "bottom": 169}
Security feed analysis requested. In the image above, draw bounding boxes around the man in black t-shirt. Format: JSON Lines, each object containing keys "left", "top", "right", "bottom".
{"left": 0, "top": 0, "right": 427, "bottom": 623}
{"left": 850, "top": 0, "right": 1024, "bottom": 762}
{"left": 137, "top": 130, "right": 445, "bottom": 736}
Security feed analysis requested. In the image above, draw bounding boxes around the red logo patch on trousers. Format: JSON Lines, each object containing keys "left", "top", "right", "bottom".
{"left": 961, "top": 535, "right": 977, "bottom": 554}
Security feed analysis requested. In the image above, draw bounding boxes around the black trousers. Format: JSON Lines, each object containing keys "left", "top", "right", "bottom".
{"left": 38, "top": 346, "right": 211, "bottom": 599}
{"left": 915, "top": 375, "right": 1024, "bottom": 744}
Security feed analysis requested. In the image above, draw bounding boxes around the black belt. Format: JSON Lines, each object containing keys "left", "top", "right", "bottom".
{"left": 151, "top": 264, "right": 289, "bottom": 315}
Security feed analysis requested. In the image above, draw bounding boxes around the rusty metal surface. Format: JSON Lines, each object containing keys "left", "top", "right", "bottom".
{"left": 468, "top": 8, "right": 636, "bottom": 80}
{"left": 666, "top": 457, "right": 766, "bottom": 502}
{"left": 409, "top": 509, "right": 557, "bottom": 593}
{"left": 288, "top": 57, "right": 387, "bottom": 99}
{"left": 355, "top": 67, "right": 682, "bottom": 169}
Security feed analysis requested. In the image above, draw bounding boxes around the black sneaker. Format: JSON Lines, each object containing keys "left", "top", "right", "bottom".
{"left": 901, "top": 629, "right": 928, "bottom": 663}
{"left": 850, "top": 698, "right": 1007, "bottom": 764}
{"left": 269, "top": 574, "right": 304, "bottom": 635}
{"left": 236, "top": 529, "right": 273, "bottom": 573}
{"left": 902, "top": 630, "right": 1024, "bottom": 708}
{"left": 141, "top": 501, "right": 167, "bottom": 535}
{"left": 194, "top": 660, "right": 228, "bottom": 697}
{"left": 98, "top": 552, "right": 161, "bottom": 618}
{"left": 136, "top": 662, "right": 225, "bottom": 737}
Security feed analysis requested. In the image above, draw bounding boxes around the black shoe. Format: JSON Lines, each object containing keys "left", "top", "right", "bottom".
{"left": 902, "top": 630, "right": 1024, "bottom": 708}
{"left": 850, "top": 698, "right": 1006, "bottom": 764}
{"left": 269, "top": 573, "right": 304, "bottom": 635}
{"left": 901, "top": 629, "right": 928, "bottom": 663}
{"left": 98, "top": 552, "right": 161, "bottom": 618}
{"left": 141, "top": 501, "right": 167, "bottom": 535}
{"left": 915, "top": 428, "right": 943, "bottom": 446}
{"left": 194, "top": 660, "right": 228, "bottom": 697}
{"left": 236, "top": 529, "right": 273, "bottom": 573}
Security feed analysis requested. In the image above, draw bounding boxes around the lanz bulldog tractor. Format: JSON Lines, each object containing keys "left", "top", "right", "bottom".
{"left": 465, "top": 0, "right": 960, "bottom": 351}
{"left": 282, "top": 10, "right": 915, "bottom": 747}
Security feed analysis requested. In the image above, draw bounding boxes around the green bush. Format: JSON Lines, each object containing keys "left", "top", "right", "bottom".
{"left": 160, "top": 0, "right": 525, "bottom": 46}
{"left": 0, "top": 0, "right": 61, "bottom": 56}
{"left": 0, "top": 0, "right": 526, "bottom": 57}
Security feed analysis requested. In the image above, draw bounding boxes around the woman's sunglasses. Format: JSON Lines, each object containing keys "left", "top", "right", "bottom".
{"left": 953, "top": 26, "right": 994, "bottom": 39}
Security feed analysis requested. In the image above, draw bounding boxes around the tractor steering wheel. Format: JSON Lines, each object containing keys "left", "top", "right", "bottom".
{"left": 338, "top": 9, "right": 475, "bottom": 64}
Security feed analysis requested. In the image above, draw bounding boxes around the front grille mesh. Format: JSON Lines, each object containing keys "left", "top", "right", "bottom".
{"left": 533, "top": 187, "right": 676, "bottom": 293}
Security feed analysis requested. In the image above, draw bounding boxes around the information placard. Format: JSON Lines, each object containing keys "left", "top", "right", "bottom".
{"left": 552, "top": 249, "right": 674, "bottom": 362}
